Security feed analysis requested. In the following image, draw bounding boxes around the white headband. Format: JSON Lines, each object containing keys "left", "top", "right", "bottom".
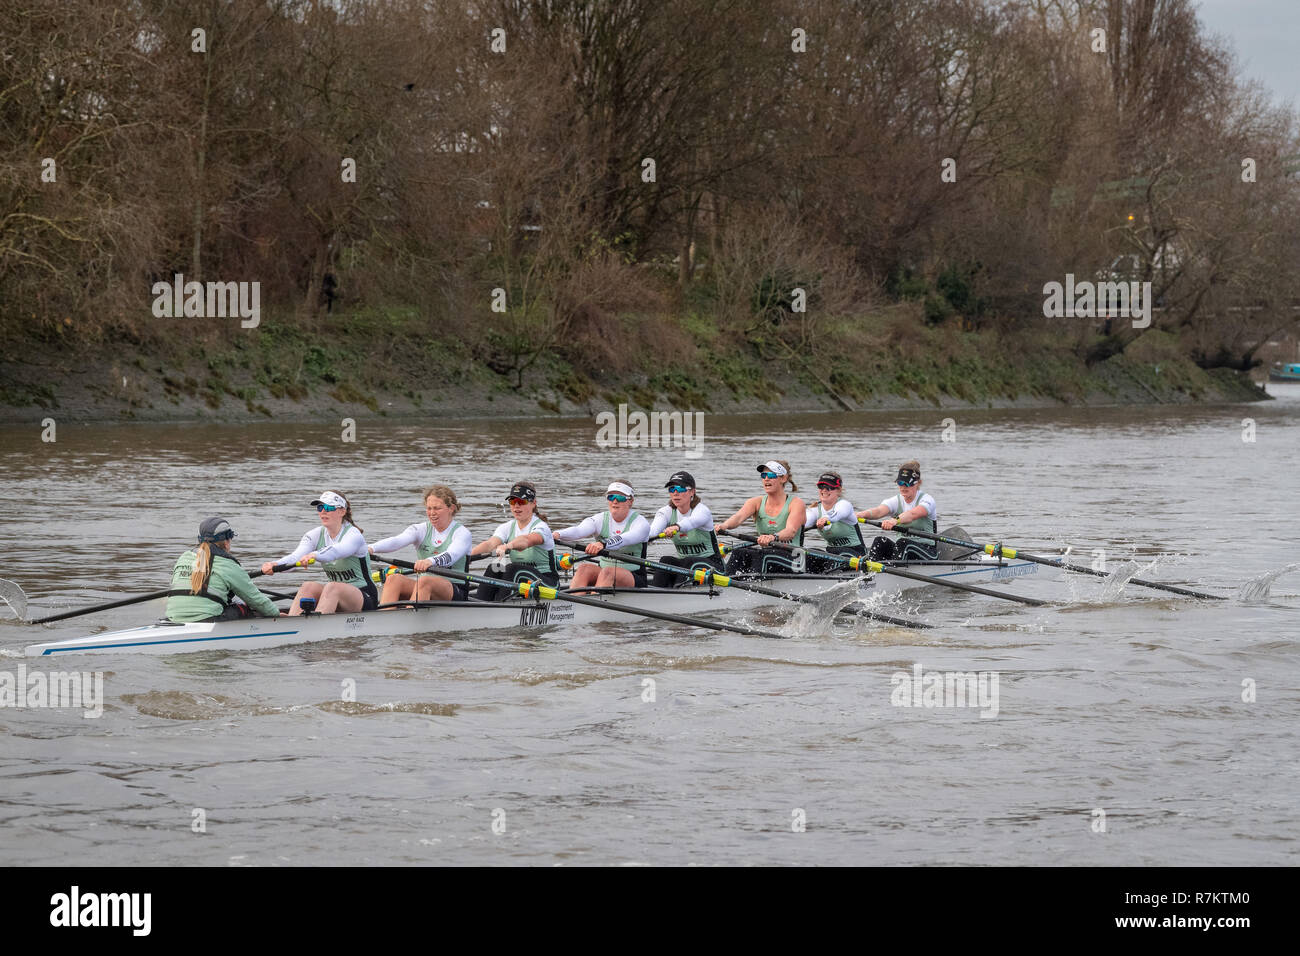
{"left": 606, "top": 482, "right": 635, "bottom": 498}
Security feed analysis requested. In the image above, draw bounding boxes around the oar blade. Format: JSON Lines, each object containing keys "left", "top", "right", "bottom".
{"left": 0, "top": 578, "right": 28, "bottom": 620}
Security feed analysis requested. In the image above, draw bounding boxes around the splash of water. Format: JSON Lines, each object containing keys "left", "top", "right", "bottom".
{"left": 1238, "top": 563, "right": 1300, "bottom": 603}
{"left": 1094, "top": 557, "right": 1163, "bottom": 603}
{"left": 782, "top": 577, "right": 876, "bottom": 638}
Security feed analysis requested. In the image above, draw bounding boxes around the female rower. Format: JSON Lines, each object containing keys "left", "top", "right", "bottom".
{"left": 803, "top": 471, "right": 866, "bottom": 573}
{"left": 854, "top": 460, "right": 940, "bottom": 561}
{"left": 714, "top": 460, "right": 807, "bottom": 575}
{"left": 260, "top": 491, "right": 378, "bottom": 615}
{"left": 166, "top": 517, "right": 280, "bottom": 622}
{"left": 647, "top": 470, "right": 724, "bottom": 587}
{"left": 469, "top": 481, "right": 558, "bottom": 601}
{"left": 554, "top": 480, "right": 652, "bottom": 590}
{"left": 369, "top": 485, "right": 473, "bottom": 604}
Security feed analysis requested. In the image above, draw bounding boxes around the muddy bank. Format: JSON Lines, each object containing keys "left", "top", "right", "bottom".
{"left": 0, "top": 310, "right": 1269, "bottom": 426}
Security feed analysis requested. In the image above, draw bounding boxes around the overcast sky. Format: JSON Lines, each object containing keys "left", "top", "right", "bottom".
{"left": 1195, "top": 0, "right": 1299, "bottom": 107}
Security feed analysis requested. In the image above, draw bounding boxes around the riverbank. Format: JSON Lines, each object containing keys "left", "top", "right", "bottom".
{"left": 0, "top": 306, "right": 1269, "bottom": 424}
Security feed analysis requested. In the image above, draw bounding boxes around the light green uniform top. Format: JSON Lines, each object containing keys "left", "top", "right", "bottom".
{"left": 668, "top": 507, "right": 720, "bottom": 559}
{"left": 812, "top": 503, "right": 864, "bottom": 550}
{"left": 885, "top": 492, "right": 938, "bottom": 537}
{"left": 421, "top": 519, "right": 469, "bottom": 573}
{"left": 501, "top": 516, "right": 556, "bottom": 574}
{"left": 166, "top": 549, "right": 279, "bottom": 622}
{"left": 599, "top": 510, "right": 648, "bottom": 571}
{"left": 755, "top": 495, "right": 804, "bottom": 545}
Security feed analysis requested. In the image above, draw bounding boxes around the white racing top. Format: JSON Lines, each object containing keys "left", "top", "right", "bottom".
{"left": 371, "top": 520, "right": 473, "bottom": 565}
{"left": 880, "top": 492, "right": 937, "bottom": 522}
{"left": 277, "top": 523, "right": 368, "bottom": 566}
{"left": 648, "top": 502, "right": 714, "bottom": 536}
{"left": 555, "top": 512, "right": 652, "bottom": 550}
{"left": 489, "top": 515, "right": 554, "bottom": 549}
{"left": 803, "top": 499, "right": 856, "bottom": 528}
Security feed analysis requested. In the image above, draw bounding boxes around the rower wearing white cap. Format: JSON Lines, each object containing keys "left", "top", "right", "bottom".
{"left": 554, "top": 479, "right": 652, "bottom": 590}
{"left": 714, "top": 459, "right": 807, "bottom": 575}
{"left": 260, "top": 490, "right": 378, "bottom": 615}
{"left": 647, "top": 470, "right": 724, "bottom": 586}
{"left": 166, "top": 517, "right": 280, "bottom": 622}
{"left": 369, "top": 484, "right": 474, "bottom": 604}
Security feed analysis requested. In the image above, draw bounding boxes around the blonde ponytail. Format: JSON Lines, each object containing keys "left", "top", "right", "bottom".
{"left": 190, "top": 542, "right": 212, "bottom": 594}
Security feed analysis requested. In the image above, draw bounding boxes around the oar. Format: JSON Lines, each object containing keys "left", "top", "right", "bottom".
{"left": 720, "top": 531, "right": 1046, "bottom": 606}
{"left": 377, "top": 557, "right": 788, "bottom": 640}
{"left": 26, "top": 558, "right": 315, "bottom": 625}
{"left": 565, "top": 548, "right": 932, "bottom": 630}
{"left": 857, "top": 518, "right": 1225, "bottom": 601}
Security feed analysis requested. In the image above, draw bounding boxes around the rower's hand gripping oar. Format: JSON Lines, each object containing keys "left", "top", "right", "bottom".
{"left": 720, "top": 531, "right": 1047, "bottom": 607}
{"left": 568, "top": 546, "right": 932, "bottom": 630}
{"left": 377, "top": 557, "right": 789, "bottom": 640}
{"left": 857, "top": 518, "right": 1224, "bottom": 601}
{"left": 26, "top": 558, "right": 316, "bottom": 625}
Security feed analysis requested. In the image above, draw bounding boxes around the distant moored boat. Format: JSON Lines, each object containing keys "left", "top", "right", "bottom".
{"left": 1269, "top": 363, "right": 1300, "bottom": 382}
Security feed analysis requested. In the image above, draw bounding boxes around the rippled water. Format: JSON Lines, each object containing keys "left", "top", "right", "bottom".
{"left": 1, "top": 388, "right": 1298, "bottom": 865}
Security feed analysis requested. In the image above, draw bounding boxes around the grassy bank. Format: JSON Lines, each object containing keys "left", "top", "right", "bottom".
{"left": 0, "top": 304, "right": 1268, "bottom": 424}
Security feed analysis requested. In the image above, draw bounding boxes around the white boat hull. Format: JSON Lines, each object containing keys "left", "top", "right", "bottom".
{"left": 24, "top": 557, "right": 1037, "bottom": 657}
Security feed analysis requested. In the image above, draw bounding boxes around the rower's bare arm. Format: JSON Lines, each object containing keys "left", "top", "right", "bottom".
{"left": 856, "top": 505, "right": 886, "bottom": 520}
{"left": 782, "top": 498, "right": 807, "bottom": 541}
{"left": 471, "top": 537, "right": 504, "bottom": 556}
{"left": 716, "top": 497, "right": 758, "bottom": 532}
{"left": 508, "top": 533, "right": 544, "bottom": 550}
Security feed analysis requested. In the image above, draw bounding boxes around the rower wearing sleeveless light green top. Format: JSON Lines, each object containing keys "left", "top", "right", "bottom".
{"left": 715, "top": 459, "right": 808, "bottom": 575}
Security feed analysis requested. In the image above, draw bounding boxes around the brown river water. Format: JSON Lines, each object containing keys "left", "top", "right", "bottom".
{"left": 1, "top": 389, "right": 1297, "bottom": 865}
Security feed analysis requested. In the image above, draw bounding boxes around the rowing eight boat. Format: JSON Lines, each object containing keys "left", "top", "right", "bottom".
{"left": 23, "top": 555, "right": 1037, "bottom": 657}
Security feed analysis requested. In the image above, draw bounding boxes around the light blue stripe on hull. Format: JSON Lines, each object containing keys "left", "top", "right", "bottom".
{"left": 39, "top": 629, "right": 302, "bottom": 655}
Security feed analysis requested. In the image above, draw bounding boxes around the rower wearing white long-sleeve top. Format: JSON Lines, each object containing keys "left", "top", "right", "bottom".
{"left": 469, "top": 481, "right": 559, "bottom": 601}
{"left": 647, "top": 470, "right": 724, "bottom": 586}
{"left": 260, "top": 491, "right": 377, "bottom": 615}
{"left": 553, "top": 480, "right": 652, "bottom": 590}
{"left": 369, "top": 484, "right": 473, "bottom": 604}
{"left": 803, "top": 471, "right": 866, "bottom": 572}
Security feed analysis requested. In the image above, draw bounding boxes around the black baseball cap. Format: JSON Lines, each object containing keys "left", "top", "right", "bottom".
{"left": 896, "top": 466, "right": 921, "bottom": 486}
{"left": 665, "top": 471, "right": 696, "bottom": 489}
{"left": 816, "top": 472, "right": 842, "bottom": 489}
{"left": 198, "top": 516, "right": 235, "bottom": 542}
{"left": 505, "top": 482, "right": 536, "bottom": 502}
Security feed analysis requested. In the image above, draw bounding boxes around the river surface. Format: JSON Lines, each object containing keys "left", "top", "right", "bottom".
{"left": 1, "top": 389, "right": 1297, "bottom": 865}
